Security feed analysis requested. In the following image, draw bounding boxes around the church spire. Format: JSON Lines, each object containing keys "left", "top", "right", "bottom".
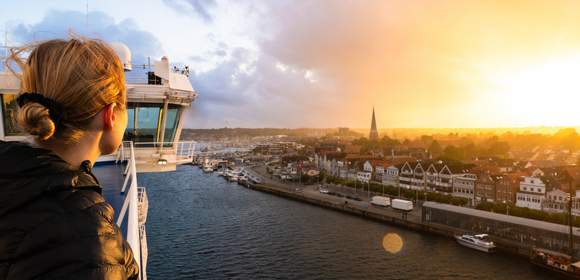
{"left": 369, "top": 107, "right": 379, "bottom": 140}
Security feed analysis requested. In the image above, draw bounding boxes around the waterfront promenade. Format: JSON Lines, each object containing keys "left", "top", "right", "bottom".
{"left": 246, "top": 166, "right": 424, "bottom": 227}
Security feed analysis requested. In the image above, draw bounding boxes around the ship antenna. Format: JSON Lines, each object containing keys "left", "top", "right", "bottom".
{"left": 86, "top": 0, "right": 89, "bottom": 34}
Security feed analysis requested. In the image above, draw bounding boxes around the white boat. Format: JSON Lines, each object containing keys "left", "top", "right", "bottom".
{"left": 229, "top": 174, "right": 239, "bottom": 182}
{"left": 455, "top": 234, "right": 496, "bottom": 253}
{"left": 202, "top": 165, "right": 214, "bottom": 173}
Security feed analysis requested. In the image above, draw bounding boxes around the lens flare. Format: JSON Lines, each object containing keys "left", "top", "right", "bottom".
{"left": 382, "top": 233, "right": 403, "bottom": 254}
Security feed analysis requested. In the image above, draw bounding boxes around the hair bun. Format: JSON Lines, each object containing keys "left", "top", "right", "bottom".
{"left": 17, "top": 102, "right": 56, "bottom": 140}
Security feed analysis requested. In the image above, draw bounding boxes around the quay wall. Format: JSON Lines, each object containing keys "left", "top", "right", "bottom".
{"left": 244, "top": 182, "right": 535, "bottom": 259}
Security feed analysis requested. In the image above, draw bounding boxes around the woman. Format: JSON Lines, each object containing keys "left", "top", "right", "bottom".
{"left": 0, "top": 38, "right": 139, "bottom": 279}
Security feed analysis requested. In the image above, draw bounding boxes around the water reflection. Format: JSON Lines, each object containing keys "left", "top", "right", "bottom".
{"left": 382, "top": 233, "right": 403, "bottom": 254}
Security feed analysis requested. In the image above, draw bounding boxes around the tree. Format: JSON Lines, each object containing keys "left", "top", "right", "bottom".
{"left": 443, "top": 145, "right": 464, "bottom": 161}
{"left": 488, "top": 141, "right": 510, "bottom": 157}
{"left": 428, "top": 140, "right": 442, "bottom": 158}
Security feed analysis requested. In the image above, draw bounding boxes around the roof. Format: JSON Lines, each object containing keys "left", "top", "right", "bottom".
{"left": 424, "top": 201, "right": 580, "bottom": 236}
{"left": 564, "top": 166, "right": 580, "bottom": 183}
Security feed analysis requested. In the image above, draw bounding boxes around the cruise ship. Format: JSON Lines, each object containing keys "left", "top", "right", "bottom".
{"left": 0, "top": 42, "right": 198, "bottom": 280}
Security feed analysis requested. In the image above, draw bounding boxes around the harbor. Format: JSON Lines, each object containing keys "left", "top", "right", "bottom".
{"left": 189, "top": 157, "right": 580, "bottom": 278}
{"left": 141, "top": 165, "right": 555, "bottom": 280}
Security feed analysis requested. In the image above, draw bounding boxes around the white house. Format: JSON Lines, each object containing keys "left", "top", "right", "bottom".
{"left": 515, "top": 176, "right": 546, "bottom": 210}
{"left": 452, "top": 174, "right": 477, "bottom": 206}
{"left": 357, "top": 171, "right": 372, "bottom": 183}
{"left": 374, "top": 165, "right": 385, "bottom": 181}
{"left": 382, "top": 166, "right": 399, "bottom": 187}
{"left": 363, "top": 160, "right": 373, "bottom": 173}
{"left": 543, "top": 189, "right": 568, "bottom": 214}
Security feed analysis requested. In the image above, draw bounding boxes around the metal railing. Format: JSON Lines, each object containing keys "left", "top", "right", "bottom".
{"left": 131, "top": 141, "right": 196, "bottom": 159}
{"left": 116, "top": 141, "right": 145, "bottom": 280}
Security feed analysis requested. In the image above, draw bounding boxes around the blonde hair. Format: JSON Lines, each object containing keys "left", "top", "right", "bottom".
{"left": 6, "top": 37, "right": 126, "bottom": 143}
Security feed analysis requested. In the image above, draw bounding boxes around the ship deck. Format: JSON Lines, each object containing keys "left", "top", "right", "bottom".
{"left": 93, "top": 162, "right": 129, "bottom": 232}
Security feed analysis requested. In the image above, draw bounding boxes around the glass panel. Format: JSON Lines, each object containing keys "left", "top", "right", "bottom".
{"left": 135, "top": 106, "right": 160, "bottom": 143}
{"left": 123, "top": 105, "right": 136, "bottom": 141}
{"left": 1, "top": 94, "right": 25, "bottom": 136}
{"left": 163, "top": 108, "right": 180, "bottom": 146}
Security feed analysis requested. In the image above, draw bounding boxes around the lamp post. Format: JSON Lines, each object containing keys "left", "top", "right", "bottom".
{"left": 567, "top": 194, "right": 574, "bottom": 258}
{"left": 503, "top": 200, "right": 510, "bottom": 216}
{"left": 398, "top": 182, "right": 401, "bottom": 198}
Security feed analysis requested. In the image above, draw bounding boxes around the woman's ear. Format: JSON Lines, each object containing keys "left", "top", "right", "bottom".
{"left": 102, "top": 104, "right": 117, "bottom": 130}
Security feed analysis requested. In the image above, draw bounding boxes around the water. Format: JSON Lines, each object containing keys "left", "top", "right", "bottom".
{"left": 141, "top": 166, "right": 554, "bottom": 280}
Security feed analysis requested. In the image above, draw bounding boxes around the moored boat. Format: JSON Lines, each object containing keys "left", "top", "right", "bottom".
{"left": 531, "top": 248, "right": 580, "bottom": 279}
{"left": 454, "top": 234, "right": 496, "bottom": 253}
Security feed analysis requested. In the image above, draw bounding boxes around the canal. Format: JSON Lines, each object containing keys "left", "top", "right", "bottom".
{"left": 142, "top": 166, "right": 554, "bottom": 279}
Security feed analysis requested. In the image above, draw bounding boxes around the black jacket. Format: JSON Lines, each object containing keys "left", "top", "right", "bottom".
{"left": 0, "top": 141, "right": 139, "bottom": 280}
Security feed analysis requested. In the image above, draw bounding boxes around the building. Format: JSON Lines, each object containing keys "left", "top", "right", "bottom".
{"left": 399, "top": 160, "right": 471, "bottom": 193}
{"left": 423, "top": 202, "right": 580, "bottom": 258}
{"left": 399, "top": 161, "right": 426, "bottom": 190}
{"left": 382, "top": 166, "right": 399, "bottom": 187}
{"left": 363, "top": 160, "right": 373, "bottom": 173}
{"left": 543, "top": 189, "right": 568, "bottom": 214}
{"left": 369, "top": 107, "right": 379, "bottom": 140}
{"left": 475, "top": 173, "right": 497, "bottom": 203}
{"left": 357, "top": 171, "right": 372, "bottom": 183}
{"left": 495, "top": 173, "right": 526, "bottom": 204}
{"left": 425, "top": 162, "right": 457, "bottom": 193}
{"left": 516, "top": 176, "right": 546, "bottom": 210}
{"left": 452, "top": 174, "right": 477, "bottom": 206}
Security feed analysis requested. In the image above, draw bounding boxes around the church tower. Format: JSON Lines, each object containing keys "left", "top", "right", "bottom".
{"left": 369, "top": 107, "right": 379, "bottom": 140}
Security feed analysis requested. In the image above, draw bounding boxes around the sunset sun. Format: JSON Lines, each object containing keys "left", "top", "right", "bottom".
{"left": 487, "top": 55, "right": 580, "bottom": 126}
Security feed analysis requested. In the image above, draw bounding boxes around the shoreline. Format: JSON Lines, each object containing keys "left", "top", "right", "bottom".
{"left": 240, "top": 177, "right": 535, "bottom": 260}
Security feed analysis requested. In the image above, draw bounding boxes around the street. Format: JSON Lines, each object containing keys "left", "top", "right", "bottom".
{"left": 246, "top": 165, "right": 422, "bottom": 223}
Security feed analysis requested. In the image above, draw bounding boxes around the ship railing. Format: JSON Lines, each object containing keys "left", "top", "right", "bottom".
{"left": 116, "top": 141, "right": 145, "bottom": 280}
{"left": 137, "top": 187, "right": 148, "bottom": 225}
{"left": 132, "top": 141, "right": 196, "bottom": 160}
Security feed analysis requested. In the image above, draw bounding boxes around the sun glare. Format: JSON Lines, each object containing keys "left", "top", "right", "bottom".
{"left": 487, "top": 55, "right": 580, "bottom": 127}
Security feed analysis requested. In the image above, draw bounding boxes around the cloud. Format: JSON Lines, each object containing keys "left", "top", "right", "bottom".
{"left": 184, "top": 45, "right": 338, "bottom": 128}
{"left": 10, "top": 10, "right": 163, "bottom": 63}
{"left": 183, "top": 0, "right": 580, "bottom": 128}
{"left": 162, "top": 0, "right": 216, "bottom": 23}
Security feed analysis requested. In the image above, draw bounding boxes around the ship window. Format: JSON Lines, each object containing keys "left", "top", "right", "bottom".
{"left": 136, "top": 106, "right": 160, "bottom": 142}
{"left": 162, "top": 107, "right": 180, "bottom": 145}
{"left": 123, "top": 103, "right": 160, "bottom": 144}
{"left": 1, "top": 94, "right": 25, "bottom": 136}
{"left": 123, "top": 103, "right": 182, "bottom": 146}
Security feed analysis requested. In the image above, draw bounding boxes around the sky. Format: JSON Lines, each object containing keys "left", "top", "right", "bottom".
{"left": 2, "top": 0, "right": 580, "bottom": 129}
